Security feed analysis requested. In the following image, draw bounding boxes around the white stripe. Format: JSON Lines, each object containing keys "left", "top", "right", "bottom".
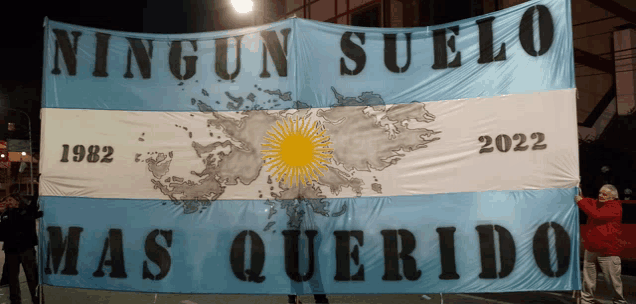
{"left": 40, "top": 89, "right": 578, "bottom": 199}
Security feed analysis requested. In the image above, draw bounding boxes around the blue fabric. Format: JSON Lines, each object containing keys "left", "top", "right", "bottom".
{"left": 40, "top": 189, "right": 580, "bottom": 293}
{"left": 42, "top": 0, "right": 573, "bottom": 111}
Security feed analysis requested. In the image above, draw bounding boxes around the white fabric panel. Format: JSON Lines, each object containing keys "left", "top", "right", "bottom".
{"left": 40, "top": 89, "right": 578, "bottom": 200}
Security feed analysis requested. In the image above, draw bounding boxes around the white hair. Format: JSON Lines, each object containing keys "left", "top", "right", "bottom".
{"left": 600, "top": 184, "right": 619, "bottom": 200}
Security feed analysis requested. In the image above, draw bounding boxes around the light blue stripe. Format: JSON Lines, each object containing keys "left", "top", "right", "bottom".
{"left": 39, "top": 188, "right": 580, "bottom": 294}
{"left": 42, "top": 0, "right": 573, "bottom": 111}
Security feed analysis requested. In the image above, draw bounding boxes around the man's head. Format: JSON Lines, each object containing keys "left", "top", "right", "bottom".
{"left": 599, "top": 184, "right": 619, "bottom": 202}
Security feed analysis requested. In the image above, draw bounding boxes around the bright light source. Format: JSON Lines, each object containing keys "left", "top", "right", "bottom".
{"left": 21, "top": 152, "right": 26, "bottom": 156}
{"left": 0, "top": 154, "right": 4, "bottom": 158}
{"left": 231, "top": 0, "right": 253, "bottom": 13}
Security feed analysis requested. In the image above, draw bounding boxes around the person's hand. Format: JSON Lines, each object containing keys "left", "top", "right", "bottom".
{"left": 575, "top": 195, "right": 583, "bottom": 203}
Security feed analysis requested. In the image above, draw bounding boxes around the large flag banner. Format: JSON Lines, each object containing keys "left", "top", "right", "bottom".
{"left": 40, "top": 0, "right": 579, "bottom": 294}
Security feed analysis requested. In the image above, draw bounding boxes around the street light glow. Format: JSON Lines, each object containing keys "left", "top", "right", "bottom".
{"left": 231, "top": 0, "right": 253, "bottom": 13}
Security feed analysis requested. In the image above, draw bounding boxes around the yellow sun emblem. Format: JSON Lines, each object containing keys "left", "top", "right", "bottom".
{"left": 261, "top": 116, "right": 334, "bottom": 187}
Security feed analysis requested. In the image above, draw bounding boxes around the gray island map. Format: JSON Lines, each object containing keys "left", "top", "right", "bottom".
{"left": 139, "top": 87, "right": 441, "bottom": 230}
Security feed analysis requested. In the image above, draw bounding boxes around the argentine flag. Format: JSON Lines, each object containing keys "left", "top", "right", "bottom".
{"left": 40, "top": 0, "right": 579, "bottom": 294}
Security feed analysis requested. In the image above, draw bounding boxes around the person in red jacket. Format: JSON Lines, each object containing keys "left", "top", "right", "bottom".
{"left": 575, "top": 184, "right": 628, "bottom": 304}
